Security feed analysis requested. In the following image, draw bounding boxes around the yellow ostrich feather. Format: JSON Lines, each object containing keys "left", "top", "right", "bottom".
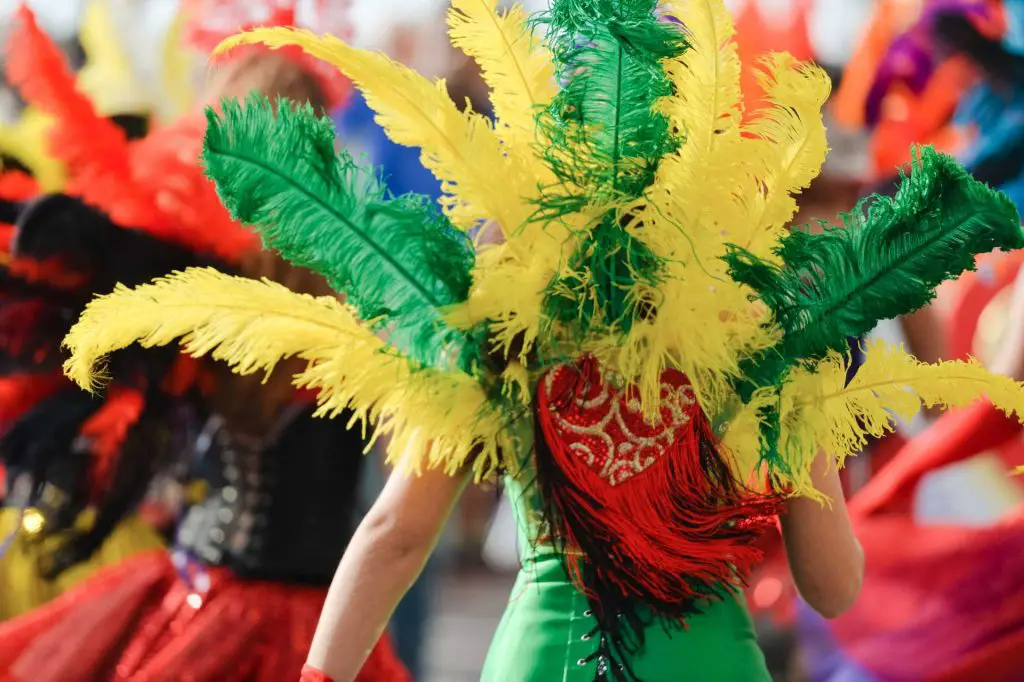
{"left": 632, "top": 55, "right": 829, "bottom": 407}
{"left": 645, "top": 0, "right": 743, "bottom": 262}
{"left": 446, "top": 207, "right": 588, "bottom": 365}
{"left": 728, "top": 340, "right": 1024, "bottom": 498}
{"left": 214, "top": 27, "right": 537, "bottom": 237}
{"left": 63, "top": 268, "right": 516, "bottom": 480}
{"left": 446, "top": 243, "right": 559, "bottom": 359}
{"left": 659, "top": 0, "right": 742, "bottom": 166}
{"left": 614, "top": 0, "right": 775, "bottom": 411}
{"left": 160, "top": 8, "right": 196, "bottom": 121}
{"left": 732, "top": 54, "right": 832, "bottom": 258}
{"left": 446, "top": 0, "right": 556, "bottom": 159}
{"left": 718, "top": 385, "right": 777, "bottom": 486}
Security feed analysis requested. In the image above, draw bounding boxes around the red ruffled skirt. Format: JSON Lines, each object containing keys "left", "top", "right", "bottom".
{"left": 0, "top": 549, "right": 409, "bottom": 682}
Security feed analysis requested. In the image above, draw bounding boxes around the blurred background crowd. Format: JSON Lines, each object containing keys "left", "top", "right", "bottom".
{"left": 2, "top": 0, "right": 1024, "bottom": 681}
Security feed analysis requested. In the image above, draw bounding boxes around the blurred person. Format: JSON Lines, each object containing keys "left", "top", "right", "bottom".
{"left": 62, "top": 2, "right": 1024, "bottom": 682}
{"left": 0, "top": 4, "right": 408, "bottom": 681}
{"left": 0, "top": 3, "right": 188, "bottom": 621}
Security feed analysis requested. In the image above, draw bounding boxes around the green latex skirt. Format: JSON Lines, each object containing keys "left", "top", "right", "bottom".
{"left": 480, "top": 474, "right": 772, "bottom": 682}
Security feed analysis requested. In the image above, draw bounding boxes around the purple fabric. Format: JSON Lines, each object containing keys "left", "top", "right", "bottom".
{"left": 866, "top": 36, "right": 935, "bottom": 125}
{"left": 865, "top": 0, "right": 991, "bottom": 126}
{"left": 796, "top": 601, "right": 878, "bottom": 682}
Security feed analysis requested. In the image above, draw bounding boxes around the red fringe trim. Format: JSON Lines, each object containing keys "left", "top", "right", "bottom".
{"left": 536, "top": 357, "right": 785, "bottom": 616}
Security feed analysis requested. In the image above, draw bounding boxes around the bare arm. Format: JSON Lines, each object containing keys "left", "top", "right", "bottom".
{"left": 780, "top": 453, "right": 864, "bottom": 619}
{"left": 306, "top": 466, "right": 469, "bottom": 681}
{"left": 987, "top": 267, "right": 1024, "bottom": 379}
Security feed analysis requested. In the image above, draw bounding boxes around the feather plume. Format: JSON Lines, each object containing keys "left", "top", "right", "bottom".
{"left": 203, "top": 94, "right": 475, "bottom": 368}
{"left": 5, "top": 5, "right": 161, "bottom": 230}
{"left": 63, "top": 268, "right": 515, "bottom": 479}
{"left": 76, "top": 0, "right": 145, "bottom": 116}
{"left": 446, "top": 0, "right": 556, "bottom": 155}
{"left": 659, "top": 0, "right": 743, "bottom": 163}
{"left": 766, "top": 340, "right": 1024, "bottom": 497}
{"left": 730, "top": 53, "right": 831, "bottom": 258}
{"left": 617, "top": 0, "right": 773, "bottom": 411}
{"left": 128, "top": 113, "right": 256, "bottom": 261}
{"left": 160, "top": 7, "right": 196, "bottom": 120}
{"left": 0, "top": 171, "right": 38, "bottom": 204}
{"left": 444, "top": 232, "right": 579, "bottom": 362}
{"left": 650, "top": 0, "right": 744, "bottom": 244}
{"left": 535, "top": 0, "right": 686, "bottom": 356}
{"left": 430, "top": 0, "right": 566, "bottom": 362}
{"left": 728, "top": 146, "right": 1023, "bottom": 392}
{"left": 535, "top": 0, "right": 686, "bottom": 216}
{"left": 213, "top": 27, "right": 536, "bottom": 236}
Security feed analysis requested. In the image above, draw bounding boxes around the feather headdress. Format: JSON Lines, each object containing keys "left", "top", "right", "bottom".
{"left": 4, "top": 3, "right": 256, "bottom": 261}
{"left": 0, "top": 5, "right": 258, "bottom": 577}
{"left": 65, "top": 0, "right": 1024, "bottom": 678}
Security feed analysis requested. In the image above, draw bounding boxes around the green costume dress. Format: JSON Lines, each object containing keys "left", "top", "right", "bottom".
{"left": 481, "top": 459, "right": 771, "bottom": 682}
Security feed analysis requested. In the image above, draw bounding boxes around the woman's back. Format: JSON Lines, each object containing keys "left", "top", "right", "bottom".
{"left": 480, "top": 461, "right": 771, "bottom": 682}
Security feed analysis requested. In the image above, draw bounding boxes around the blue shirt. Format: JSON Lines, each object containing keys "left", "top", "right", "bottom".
{"left": 333, "top": 92, "right": 443, "bottom": 201}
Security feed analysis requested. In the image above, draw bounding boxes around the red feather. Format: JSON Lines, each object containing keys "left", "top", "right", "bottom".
{"left": 0, "top": 170, "right": 39, "bottom": 203}
{"left": 129, "top": 115, "right": 258, "bottom": 261}
{"left": 78, "top": 386, "right": 145, "bottom": 498}
{"left": 5, "top": 5, "right": 165, "bottom": 233}
{"left": 4, "top": 5, "right": 255, "bottom": 260}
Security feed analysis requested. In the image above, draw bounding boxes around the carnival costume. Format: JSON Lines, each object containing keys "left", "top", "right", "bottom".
{"left": 62, "top": 0, "right": 1024, "bottom": 680}
{"left": 0, "top": 5, "right": 407, "bottom": 681}
{"left": 0, "top": 0, "right": 193, "bottom": 620}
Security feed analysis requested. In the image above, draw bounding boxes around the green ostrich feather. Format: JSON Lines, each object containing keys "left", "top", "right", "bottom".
{"left": 535, "top": 0, "right": 685, "bottom": 214}
{"left": 202, "top": 94, "right": 477, "bottom": 370}
{"left": 538, "top": 0, "right": 684, "bottom": 333}
{"left": 728, "top": 146, "right": 1023, "bottom": 395}
{"left": 543, "top": 210, "right": 662, "bottom": 334}
{"left": 726, "top": 146, "right": 1023, "bottom": 473}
